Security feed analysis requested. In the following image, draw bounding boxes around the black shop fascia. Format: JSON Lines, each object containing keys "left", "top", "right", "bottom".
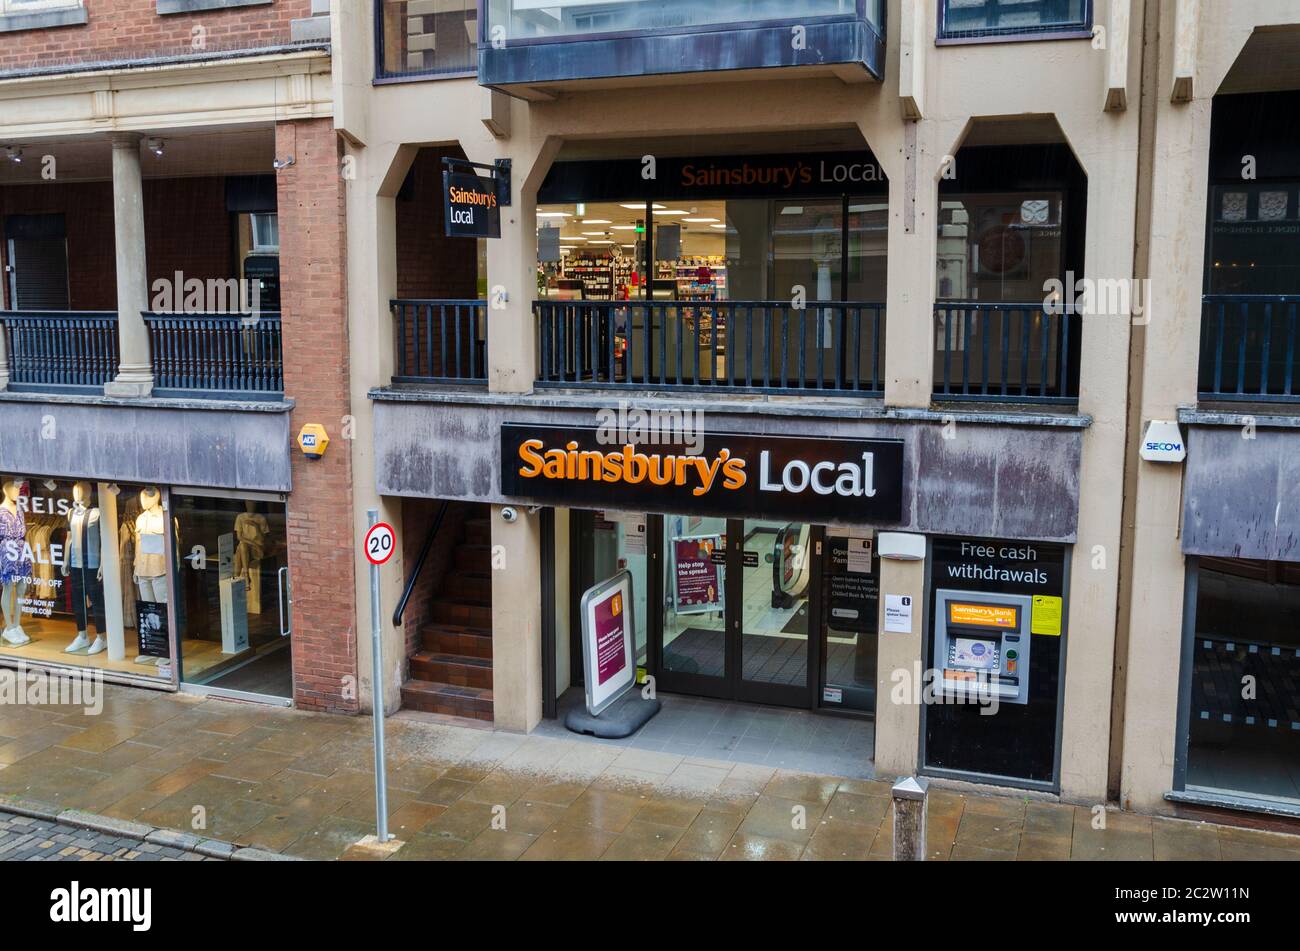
{"left": 500, "top": 424, "right": 904, "bottom": 524}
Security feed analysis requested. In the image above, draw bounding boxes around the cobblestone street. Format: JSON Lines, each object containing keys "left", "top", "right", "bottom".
{"left": 0, "top": 810, "right": 221, "bottom": 862}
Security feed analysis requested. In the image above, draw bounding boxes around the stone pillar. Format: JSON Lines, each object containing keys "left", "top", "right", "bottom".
{"left": 104, "top": 133, "right": 153, "bottom": 398}
{"left": 882, "top": 123, "right": 942, "bottom": 408}
{"left": 873, "top": 540, "right": 927, "bottom": 779}
{"left": 491, "top": 507, "right": 543, "bottom": 732}
{"left": 483, "top": 134, "right": 559, "bottom": 395}
{"left": 345, "top": 138, "right": 413, "bottom": 716}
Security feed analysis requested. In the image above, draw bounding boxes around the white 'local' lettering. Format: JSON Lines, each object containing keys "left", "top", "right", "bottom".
{"left": 758, "top": 451, "right": 876, "bottom": 498}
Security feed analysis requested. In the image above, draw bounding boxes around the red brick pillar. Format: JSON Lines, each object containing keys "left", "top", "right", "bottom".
{"left": 275, "top": 117, "right": 359, "bottom": 714}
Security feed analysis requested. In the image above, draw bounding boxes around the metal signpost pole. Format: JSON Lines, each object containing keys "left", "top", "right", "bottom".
{"left": 367, "top": 508, "right": 389, "bottom": 843}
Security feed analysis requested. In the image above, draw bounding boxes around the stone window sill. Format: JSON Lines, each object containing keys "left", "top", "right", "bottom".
{"left": 157, "top": 0, "right": 271, "bottom": 15}
{"left": 0, "top": 4, "right": 88, "bottom": 34}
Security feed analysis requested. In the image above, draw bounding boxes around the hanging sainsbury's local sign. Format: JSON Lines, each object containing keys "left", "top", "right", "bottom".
{"left": 499, "top": 424, "right": 904, "bottom": 522}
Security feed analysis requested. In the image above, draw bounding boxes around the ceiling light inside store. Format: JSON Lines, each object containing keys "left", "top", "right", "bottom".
{"left": 581, "top": 231, "right": 607, "bottom": 236}
{"left": 581, "top": 219, "right": 611, "bottom": 224}
{"left": 621, "top": 203, "right": 666, "bottom": 209}
{"left": 610, "top": 225, "right": 637, "bottom": 230}
{"left": 537, "top": 212, "right": 571, "bottom": 218}
{"left": 589, "top": 240, "right": 614, "bottom": 245}
{"left": 682, "top": 217, "right": 719, "bottom": 223}
{"left": 655, "top": 209, "right": 687, "bottom": 215}
{"left": 710, "top": 224, "right": 728, "bottom": 229}
{"left": 560, "top": 236, "right": 586, "bottom": 241}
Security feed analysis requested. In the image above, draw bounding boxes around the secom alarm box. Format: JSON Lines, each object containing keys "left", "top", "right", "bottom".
{"left": 932, "top": 589, "right": 1034, "bottom": 705}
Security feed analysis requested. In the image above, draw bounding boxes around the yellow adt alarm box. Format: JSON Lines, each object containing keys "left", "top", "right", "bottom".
{"left": 297, "top": 423, "right": 330, "bottom": 460}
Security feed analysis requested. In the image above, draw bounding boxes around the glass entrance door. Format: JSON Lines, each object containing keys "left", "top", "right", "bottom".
{"left": 654, "top": 515, "right": 817, "bottom": 707}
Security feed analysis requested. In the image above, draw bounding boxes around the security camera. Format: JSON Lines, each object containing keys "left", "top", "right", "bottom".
{"left": 501, "top": 506, "right": 518, "bottom": 523}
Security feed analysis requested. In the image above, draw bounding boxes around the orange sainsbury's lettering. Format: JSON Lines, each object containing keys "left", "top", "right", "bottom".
{"left": 515, "top": 441, "right": 748, "bottom": 495}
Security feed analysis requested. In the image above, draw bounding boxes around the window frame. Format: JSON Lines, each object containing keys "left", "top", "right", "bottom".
{"left": 935, "top": 0, "right": 1092, "bottom": 45}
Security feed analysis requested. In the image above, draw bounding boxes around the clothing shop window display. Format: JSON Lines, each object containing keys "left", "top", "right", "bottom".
{"left": 0, "top": 477, "right": 171, "bottom": 680}
{"left": 172, "top": 493, "right": 291, "bottom": 699}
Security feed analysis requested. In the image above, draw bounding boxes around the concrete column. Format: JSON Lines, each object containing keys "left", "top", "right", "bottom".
{"left": 873, "top": 547, "right": 927, "bottom": 779}
{"left": 345, "top": 138, "right": 412, "bottom": 715}
{"left": 104, "top": 133, "right": 153, "bottom": 398}
{"left": 491, "top": 507, "right": 543, "bottom": 732}
{"left": 882, "top": 123, "right": 941, "bottom": 408}
{"left": 483, "top": 133, "right": 559, "bottom": 395}
{"left": 1120, "top": 93, "right": 1215, "bottom": 813}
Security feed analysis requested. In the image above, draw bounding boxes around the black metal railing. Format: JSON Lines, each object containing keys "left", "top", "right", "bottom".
{"left": 391, "top": 299, "right": 488, "bottom": 384}
{"left": 535, "top": 300, "right": 885, "bottom": 395}
{"left": 933, "top": 302, "right": 1079, "bottom": 404}
{"left": 144, "top": 312, "right": 283, "bottom": 398}
{"left": 1198, "top": 294, "right": 1300, "bottom": 402}
{"left": 394, "top": 500, "right": 450, "bottom": 628}
{"left": 0, "top": 311, "right": 119, "bottom": 394}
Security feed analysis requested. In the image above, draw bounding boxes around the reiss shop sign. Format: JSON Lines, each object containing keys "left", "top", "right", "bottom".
{"left": 500, "top": 424, "right": 904, "bottom": 522}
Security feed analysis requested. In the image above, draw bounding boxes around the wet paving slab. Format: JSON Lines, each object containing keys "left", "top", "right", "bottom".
{"left": 0, "top": 681, "right": 1297, "bottom": 861}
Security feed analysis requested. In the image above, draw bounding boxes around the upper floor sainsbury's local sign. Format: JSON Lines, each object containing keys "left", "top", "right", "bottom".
{"left": 499, "top": 424, "right": 904, "bottom": 522}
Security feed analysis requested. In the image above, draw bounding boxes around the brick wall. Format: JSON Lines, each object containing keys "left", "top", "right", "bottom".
{"left": 275, "top": 116, "right": 358, "bottom": 714}
{"left": 0, "top": 0, "right": 314, "bottom": 74}
{"left": 0, "top": 176, "right": 232, "bottom": 310}
{"left": 393, "top": 146, "right": 481, "bottom": 377}
{"left": 395, "top": 146, "right": 478, "bottom": 300}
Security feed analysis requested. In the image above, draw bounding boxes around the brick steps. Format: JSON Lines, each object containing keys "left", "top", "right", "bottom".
{"left": 403, "top": 508, "right": 494, "bottom": 722}
{"left": 400, "top": 679, "right": 494, "bottom": 720}
{"left": 409, "top": 650, "right": 493, "bottom": 689}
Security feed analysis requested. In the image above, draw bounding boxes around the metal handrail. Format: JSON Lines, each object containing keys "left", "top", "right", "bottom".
{"left": 393, "top": 500, "right": 450, "bottom": 627}
{"left": 1199, "top": 294, "right": 1300, "bottom": 401}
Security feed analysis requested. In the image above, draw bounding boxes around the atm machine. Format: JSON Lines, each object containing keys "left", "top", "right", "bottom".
{"left": 932, "top": 589, "right": 1033, "bottom": 704}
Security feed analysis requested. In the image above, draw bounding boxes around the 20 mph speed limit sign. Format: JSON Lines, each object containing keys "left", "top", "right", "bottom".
{"left": 364, "top": 522, "right": 396, "bottom": 565}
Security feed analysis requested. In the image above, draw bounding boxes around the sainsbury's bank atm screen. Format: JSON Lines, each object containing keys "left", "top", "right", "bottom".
{"left": 934, "top": 591, "right": 1033, "bottom": 704}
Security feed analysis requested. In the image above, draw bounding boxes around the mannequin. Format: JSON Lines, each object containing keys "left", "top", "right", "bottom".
{"left": 62, "top": 481, "right": 106, "bottom": 655}
{"left": 0, "top": 480, "right": 32, "bottom": 646}
{"left": 133, "top": 488, "right": 169, "bottom": 604}
{"left": 232, "top": 500, "right": 269, "bottom": 615}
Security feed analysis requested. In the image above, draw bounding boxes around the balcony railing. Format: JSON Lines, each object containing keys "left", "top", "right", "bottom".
{"left": 391, "top": 299, "right": 488, "bottom": 384}
{"left": 144, "top": 313, "right": 284, "bottom": 399}
{"left": 933, "top": 302, "right": 1079, "bottom": 404}
{"left": 1199, "top": 294, "right": 1300, "bottom": 402}
{"left": 0, "top": 311, "right": 119, "bottom": 394}
{"left": 535, "top": 300, "right": 885, "bottom": 396}
{"left": 0, "top": 311, "right": 284, "bottom": 399}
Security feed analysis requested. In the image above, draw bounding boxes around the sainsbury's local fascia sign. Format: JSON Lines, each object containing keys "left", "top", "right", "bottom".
{"left": 499, "top": 424, "right": 904, "bottom": 522}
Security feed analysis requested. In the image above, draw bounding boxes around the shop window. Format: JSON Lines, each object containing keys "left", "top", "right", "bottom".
{"left": 1206, "top": 183, "right": 1300, "bottom": 295}
{"left": 172, "top": 494, "right": 292, "bottom": 699}
{"left": 0, "top": 479, "right": 174, "bottom": 681}
{"left": 1181, "top": 558, "right": 1300, "bottom": 804}
{"left": 939, "top": 0, "right": 1090, "bottom": 41}
{"left": 376, "top": 0, "right": 478, "bottom": 80}
{"left": 936, "top": 193, "right": 1064, "bottom": 303}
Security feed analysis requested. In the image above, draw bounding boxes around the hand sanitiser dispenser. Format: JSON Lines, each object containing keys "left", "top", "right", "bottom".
{"left": 932, "top": 589, "right": 1034, "bottom": 705}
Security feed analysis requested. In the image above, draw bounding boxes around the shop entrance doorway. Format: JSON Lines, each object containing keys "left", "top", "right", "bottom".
{"left": 657, "top": 517, "right": 817, "bottom": 707}
{"left": 567, "top": 510, "right": 879, "bottom": 714}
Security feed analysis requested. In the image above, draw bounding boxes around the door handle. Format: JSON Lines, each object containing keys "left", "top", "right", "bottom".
{"left": 277, "top": 566, "right": 292, "bottom": 637}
